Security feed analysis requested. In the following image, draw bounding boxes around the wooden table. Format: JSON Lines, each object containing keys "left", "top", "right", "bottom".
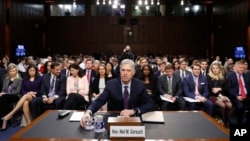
{"left": 9, "top": 110, "right": 229, "bottom": 141}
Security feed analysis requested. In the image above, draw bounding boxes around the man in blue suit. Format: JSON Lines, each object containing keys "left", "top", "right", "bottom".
{"left": 183, "top": 63, "right": 213, "bottom": 116}
{"left": 80, "top": 59, "right": 156, "bottom": 127}
{"left": 30, "top": 62, "right": 66, "bottom": 119}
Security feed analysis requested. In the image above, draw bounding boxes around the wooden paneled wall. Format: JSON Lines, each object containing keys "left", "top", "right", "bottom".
{"left": 213, "top": 0, "right": 248, "bottom": 58}
{"left": 46, "top": 16, "right": 210, "bottom": 57}
{"left": 9, "top": 1, "right": 44, "bottom": 58}
{"left": 0, "top": 0, "right": 5, "bottom": 58}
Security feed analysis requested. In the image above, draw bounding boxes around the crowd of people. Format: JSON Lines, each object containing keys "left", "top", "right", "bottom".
{"left": 0, "top": 45, "right": 250, "bottom": 131}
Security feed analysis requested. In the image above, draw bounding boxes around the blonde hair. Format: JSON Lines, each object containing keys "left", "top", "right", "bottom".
{"left": 7, "top": 63, "right": 19, "bottom": 79}
{"left": 208, "top": 62, "right": 224, "bottom": 80}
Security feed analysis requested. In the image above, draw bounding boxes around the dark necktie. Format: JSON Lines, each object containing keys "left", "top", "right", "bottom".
{"left": 238, "top": 74, "right": 246, "bottom": 99}
{"left": 124, "top": 86, "right": 129, "bottom": 109}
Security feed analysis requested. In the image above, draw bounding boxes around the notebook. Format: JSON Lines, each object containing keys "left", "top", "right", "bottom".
{"left": 141, "top": 111, "right": 165, "bottom": 123}
{"left": 69, "top": 111, "right": 85, "bottom": 121}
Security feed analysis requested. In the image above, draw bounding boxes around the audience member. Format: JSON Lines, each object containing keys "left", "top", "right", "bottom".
{"left": 30, "top": 62, "right": 66, "bottom": 119}
{"left": 1, "top": 65, "right": 42, "bottom": 130}
{"left": 61, "top": 58, "right": 75, "bottom": 77}
{"left": 63, "top": 64, "right": 89, "bottom": 110}
{"left": 158, "top": 64, "right": 186, "bottom": 110}
{"left": 90, "top": 64, "right": 111, "bottom": 111}
{"left": 174, "top": 60, "right": 191, "bottom": 81}
{"left": 183, "top": 63, "right": 213, "bottom": 116}
{"left": 139, "top": 65, "right": 157, "bottom": 104}
{"left": 0, "top": 64, "right": 22, "bottom": 131}
{"left": 227, "top": 60, "right": 250, "bottom": 125}
{"left": 207, "top": 63, "right": 232, "bottom": 127}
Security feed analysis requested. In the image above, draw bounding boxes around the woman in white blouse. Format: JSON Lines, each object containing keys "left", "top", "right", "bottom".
{"left": 63, "top": 63, "right": 89, "bottom": 110}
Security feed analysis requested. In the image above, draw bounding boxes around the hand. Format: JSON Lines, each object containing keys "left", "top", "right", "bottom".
{"left": 120, "top": 109, "right": 135, "bottom": 118}
{"left": 212, "top": 88, "right": 221, "bottom": 94}
{"left": 47, "top": 98, "right": 54, "bottom": 104}
{"left": 237, "top": 96, "right": 244, "bottom": 101}
{"left": 80, "top": 111, "right": 91, "bottom": 128}
{"left": 28, "top": 93, "right": 36, "bottom": 98}
{"left": 43, "top": 97, "right": 48, "bottom": 103}
{"left": 164, "top": 94, "right": 173, "bottom": 100}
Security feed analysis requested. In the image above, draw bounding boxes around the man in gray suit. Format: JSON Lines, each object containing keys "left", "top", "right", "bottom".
{"left": 174, "top": 60, "right": 191, "bottom": 80}
{"left": 157, "top": 64, "right": 186, "bottom": 110}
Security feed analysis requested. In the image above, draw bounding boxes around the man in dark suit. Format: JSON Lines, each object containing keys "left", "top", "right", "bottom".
{"left": 61, "top": 58, "right": 75, "bottom": 77}
{"left": 111, "top": 57, "right": 120, "bottom": 76}
{"left": 174, "top": 60, "right": 191, "bottom": 80}
{"left": 82, "top": 58, "right": 96, "bottom": 87}
{"left": 157, "top": 64, "right": 186, "bottom": 110}
{"left": 183, "top": 63, "right": 213, "bottom": 116}
{"left": 30, "top": 62, "right": 66, "bottom": 119}
{"left": 154, "top": 62, "right": 166, "bottom": 82}
{"left": 200, "top": 59, "right": 209, "bottom": 77}
{"left": 227, "top": 60, "right": 250, "bottom": 125}
{"left": 80, "top": 59, "right": 156, "bottom": 127}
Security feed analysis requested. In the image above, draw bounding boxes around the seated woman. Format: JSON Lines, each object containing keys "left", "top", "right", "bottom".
{"left": 1, "top": 65, "right": 42, "bottom": 129}
{"left": 207, "top": 62, "right": 232, "bottom": 127}
{"left": 91, "top": 64, "right": 111, "bottom": 111}
{"left": 63, "top": 63, "right": 89, "bottom": 110}
{"left": 105, "top": 62, "right": 117, "bottom": 79}
{"left": 139, "top": 65, "right": 157, "bottom": 104}
{"left": 0, "top": 63, "right": 22, "bottom": 131}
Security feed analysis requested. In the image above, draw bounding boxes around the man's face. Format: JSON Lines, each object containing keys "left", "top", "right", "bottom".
{"left": 236, "top": 64, "right": 245, "bottom": 74}
{"left": 192, "top": 65, "right": 201, "bottom": 77}
{"left": 165, "top": 69, "right": 174, "bottom": 78}
{"left": 51, "top": 66, "right": 61, "bottom": 76}
{"left": 85, "top": 60, "right": 93, "bottom": 69}
{"left": 67, "top": 60, "right": 75, "bottom": 69}
{"left": 201, "top": 61, "right": 208, "bottom": 70}
{"left": 180, "top": 62, "right": 187, "bottom": 70}
{"left": 140, "top": 59, "right": 148, "bottom": 68}
{"left": 120, "top": 64, "right": 135, "bottom": 84}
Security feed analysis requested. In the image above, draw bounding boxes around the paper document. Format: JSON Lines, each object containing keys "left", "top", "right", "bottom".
{"left": 183, "top": 97, "right": 200, "bottom": 102}
{"left": 69, "top": 112, "right": 85, "bottom": 121}
{"left": 160, "top": 95, "right": 174, "bottom": 103}
{"left": 141, "top": 111, "right": 164, "bottom": 123}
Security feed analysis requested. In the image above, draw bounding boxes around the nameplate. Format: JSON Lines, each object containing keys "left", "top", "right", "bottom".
{"left": 110, "top": 126, "right": 145, "bottom": 138}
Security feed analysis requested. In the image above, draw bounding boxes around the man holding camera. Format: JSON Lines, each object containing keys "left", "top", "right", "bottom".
{"left": 120, "top": 45, "right": 135, "bottom": 61}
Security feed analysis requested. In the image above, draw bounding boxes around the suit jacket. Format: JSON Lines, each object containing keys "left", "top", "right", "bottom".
{"left": 1, "top": 77, "right": 22, "bottom": 95}
{"left": 206, "top": 75, "right": 227, "bottom": 96}
{"left": 61, "top": 69, "right": 70, "bottom": 77}
{"left": 183, "top": 74, "right": 209, "bottom": 99}
{"left": 87, "top": 77, "right": 156, "bottom": 114}
{"left": 82, "top": 69, "right": 96, "bottom": 85}
{"left": 113, "top": 65, "right": 120, "bottom": 76}
{"left": 157, "top": 74, "right": 183, "bottom": 97}
{"left": 20, "top": 76, "right": 42, "bottom": 95}
{"left": 174, "top": 69, "right": 191, "bottom": 79}
{"left": 226, "top": 71, "right": 249, "bottom": 99}
{"left": 39, "top": 73, "right": 66, "bottom": 97}
{"left": 90, "top": 76, "right": 111, "bottom": 94}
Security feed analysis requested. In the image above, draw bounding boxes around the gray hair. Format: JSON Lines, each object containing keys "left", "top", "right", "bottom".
{"left": 120, "top": 59, "right": 135, "bottom": 71}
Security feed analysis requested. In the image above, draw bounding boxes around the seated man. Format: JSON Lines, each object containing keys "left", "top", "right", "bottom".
{"left": 183, "top": 62, "right": 213, "bottom": 116}
{"left": 80, "top": 59, "right": 156, "bottom": 127}
{"left": 157, "top": 64, "right": 186, "bottom": 110}
{"left": 227, "top": 60, "right": 250, "bottom": 125}
{"left": 30, "top": 62, "right": 66, "bottom": 119}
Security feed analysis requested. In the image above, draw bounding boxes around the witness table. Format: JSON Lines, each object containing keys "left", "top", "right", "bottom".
{"left": 9, "top": 110, "right": 229, "bottom": 141}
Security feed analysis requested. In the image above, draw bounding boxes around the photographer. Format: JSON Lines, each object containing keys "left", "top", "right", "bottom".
{"left": 120, "top": 45, "right": 135, "bottom": 61}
